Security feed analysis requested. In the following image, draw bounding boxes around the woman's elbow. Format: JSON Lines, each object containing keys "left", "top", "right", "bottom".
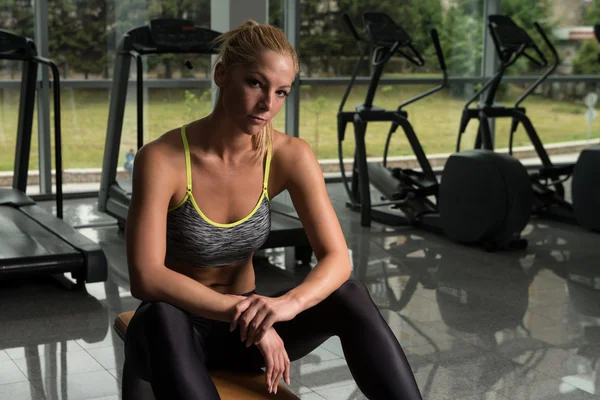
{"left": 128, "top": 267, "right": 159, "bottom": 301}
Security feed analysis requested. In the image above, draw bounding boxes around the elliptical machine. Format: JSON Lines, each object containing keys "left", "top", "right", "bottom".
{"left": 572, "top": 25, "right": 600, "bottom": 232}
{"left": 459, "top": 15, "right": 600, "bottom": 232}
{"left": 338, "top": 12, "right": 532, "bottom": 250}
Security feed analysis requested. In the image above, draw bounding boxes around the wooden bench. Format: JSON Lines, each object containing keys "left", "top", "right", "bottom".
{"left": 114, "top": 311, "right": 300, "bottom": 399}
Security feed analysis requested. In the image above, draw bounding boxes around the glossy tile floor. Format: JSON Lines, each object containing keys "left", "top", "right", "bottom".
{"left": 1, "top": 183, "right": 599, "bottom": 400}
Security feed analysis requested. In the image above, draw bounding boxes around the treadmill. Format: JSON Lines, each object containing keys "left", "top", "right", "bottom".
{"left": 98, "top": 19, "right": 312, "bottom": 264}
{"left": 0, "top": 30, "right": 107, "bottom": 284}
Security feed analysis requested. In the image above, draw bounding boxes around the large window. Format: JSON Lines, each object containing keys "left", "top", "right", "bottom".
{"left": 498, "top": 1, "right": 600, "bottom": 147}
{"left": 299, "top": 1, "right": 483, "bottom": 79}
{"left": 46, "top": 1, "right": 212, "bottom": 192}
{"left": 298, "top": 0, "right": 484, "bottom": 160}
{"left": 0, "top": 1, "right": 35, "bottom": 189}
{"left": 300, "top": 82, "right": 480, "bottom": 162}
{"left": 297, "top": 0, "right": 600, "bottom": 164}
{"left": 3, "top": 1, "right": 600, "bottom": 193}
{"left": 499, "top": 0, "right": 599, "bottom": 77}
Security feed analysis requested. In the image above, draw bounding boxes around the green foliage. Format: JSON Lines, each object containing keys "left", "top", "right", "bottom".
{"left": 184, "top": 88, "right": 211, "bottom": 118}
{"left": 583, "top": 0, "right": 600, "bottom": 25}
{"left": 309, "top": 95, "right": 329, "bottom": 156}
{"left": 440, "top": 6, "right": 482, "bottom": 77}
{"left": 572, "top": 40, "right": 600, "bottom": 74}
{"left": 572, "top": 1, "right": 600, "bottom": 75}
{"left": 0, "top": 0, "right": 557, "bottom": 81}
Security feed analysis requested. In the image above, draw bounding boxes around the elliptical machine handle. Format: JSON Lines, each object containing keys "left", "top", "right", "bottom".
{"left": 533, "top": 21, "right": 558, "bottom": 67}
{"left": 373, "top": 41, "right": 401, "bottom": 66}
{"left": 430, "top": 29, "right": 446, "bottom": 71}
{"left": 342, "top": 13, "right": 363, "bottom": 43}
{"left": 398, "top": 43, "right": 425, "bottom": 67}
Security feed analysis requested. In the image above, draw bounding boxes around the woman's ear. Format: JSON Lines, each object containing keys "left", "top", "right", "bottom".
{"left": 214, "top": 61, "right": 229, "bottom": 88}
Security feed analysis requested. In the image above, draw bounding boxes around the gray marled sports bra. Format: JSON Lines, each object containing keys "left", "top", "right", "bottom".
{"left": 165, "top": 125, "right": 271, "bottom": 267}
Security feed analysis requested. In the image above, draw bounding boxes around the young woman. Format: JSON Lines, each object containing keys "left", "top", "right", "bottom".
{"left": 123, "top": 20, "right": 422, "bottom": 400}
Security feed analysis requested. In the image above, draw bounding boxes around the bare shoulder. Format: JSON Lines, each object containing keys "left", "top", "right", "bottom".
{"left": 271, "top": 130, "right": 321, "bottom": 193}
{"left": 271, "top": 129, "right": 315, "bottom": 170}
{"left": 134, "top": 129, "right": 183, "bottom": 173}
{"left": 129, "top": 128, "right": 186, "bottom": 201}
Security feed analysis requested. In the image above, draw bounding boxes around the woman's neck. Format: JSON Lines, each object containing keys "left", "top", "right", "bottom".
{"left": 191, "top": 108, "right": 255, "bottom": 162}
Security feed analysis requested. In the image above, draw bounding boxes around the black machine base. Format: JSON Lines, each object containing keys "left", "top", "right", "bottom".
{"left": 439, "top": 150, "right": 532, "bottom": 250}
{"left": 572, "top": 145, "right": 600, "bottom": 232}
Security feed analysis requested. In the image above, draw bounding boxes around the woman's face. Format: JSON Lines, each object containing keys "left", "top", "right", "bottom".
{"left": 216, "top": 50, "right": 295, "bottom": 135}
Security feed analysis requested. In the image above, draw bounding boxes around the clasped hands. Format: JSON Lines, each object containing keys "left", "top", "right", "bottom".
{"left": 227, "top": 293, "right": 301, "bottom": 394}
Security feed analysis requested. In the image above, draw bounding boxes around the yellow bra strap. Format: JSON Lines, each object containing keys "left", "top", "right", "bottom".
{"left": 263, "top": 137, "right": 272, "bottom": 192}
{"left": 181, "top": 125, "right": 192, "bottom": 192}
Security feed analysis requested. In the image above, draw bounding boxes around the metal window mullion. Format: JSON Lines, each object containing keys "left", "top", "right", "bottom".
{"left": 480, "top": 0, "right": 501, "bottom": 146}
{"left": 34, "top": 0, "right": 52, "bottom": 195}
{"left": 284, "top": 0, "right": 300, "bottom": 137}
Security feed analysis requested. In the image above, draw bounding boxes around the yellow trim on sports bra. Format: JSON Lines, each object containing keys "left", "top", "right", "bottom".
{"left": 167, "top": 124, "right": 272, "bottom": 228}
{"left": 181, "top": 125, "right": 193, "bottom": 193}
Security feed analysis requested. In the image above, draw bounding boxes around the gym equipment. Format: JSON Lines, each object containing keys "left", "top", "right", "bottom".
{"left": 113, "top": 311, "right": 300, "bottom": 399}
{"left": 459, "top": 15, "right": 600, "bottom": 232}
{"left": 0, "top": 30, "right": 107, "bottom": 284}
{"left": 573, "top": 24, "right": 600, "bottom": 232}
{"left": 338, "top": 12, "right": 532, "bottom": 250}
{"left": 98, "top": 19, "right": 312, "bottom": 263}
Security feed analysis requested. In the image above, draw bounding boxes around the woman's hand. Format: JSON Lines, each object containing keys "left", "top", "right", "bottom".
{"left": 230, "top": 294, "right": 302, "bottom": 347}
{"left": 256, "top": 327, "right": 291, "bottom": 394}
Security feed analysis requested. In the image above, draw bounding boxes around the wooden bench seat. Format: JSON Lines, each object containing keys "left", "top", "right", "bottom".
{"left": 114, "top": 311, "right": 300, "bottom": 400}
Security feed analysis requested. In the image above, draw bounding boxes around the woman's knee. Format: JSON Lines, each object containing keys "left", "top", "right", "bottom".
{"left": 332, "top": 280, "right": 370, "bottom": 300}
{"left": 328, "top": 280, "right": 374, "bottom": 312}
{"left": 144, "top": 302, "right": 187, "bottom": 325}
{"left": 125, "top": 302, "right": 190, "bottom": 380}
{"left": 125, "top": 302, "right": 187, "bottom": 353}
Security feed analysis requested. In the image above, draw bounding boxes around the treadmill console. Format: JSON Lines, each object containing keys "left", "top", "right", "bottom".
{"left": 150, "top": 19, "right": 219, "bottom": 52}
{"left": 0, "top": 30, "right": 36, "bottom": 58}
{"left": 125, "top": 19, "right": 220, "bottom": 54}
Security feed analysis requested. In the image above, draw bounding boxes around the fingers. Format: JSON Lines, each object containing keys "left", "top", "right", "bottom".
{"left": 246, "top": 308, "right": 270, "bottom": 347}
{"left": 274, "top": 354, "right": 283, "bottom": 394}
{"left": 230, "top": 297, "right": 251, "bottom": 332}
{"left": 265, "top": 353, "right": 274, "bottom": 392}
{"left": 239, "top": 305, "right": 260, "bottom": 343}
{"left": 284, "top": 353, "right": 291, "bottom": 385}
{"left": 269, "top": 354, "right": 278, "bottom": 394}
{"left": 254, "top": 312, "right": 277, "bottom": 345}
{"left": 274, "top": 353, "right": 290, "bottom": 394}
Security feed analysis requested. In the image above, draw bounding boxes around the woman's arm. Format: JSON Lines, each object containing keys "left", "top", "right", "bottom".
{"left": 126, "top": 141, "right": 239, "bottom": 322}
{"left": 278, "top": 138, "right": 352, "bottom": 311}
{"left": 231, "top": 136, "right": 352, "bottom": 346}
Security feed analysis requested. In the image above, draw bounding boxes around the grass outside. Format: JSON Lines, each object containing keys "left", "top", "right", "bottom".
{"left": 1, "top": 83, "right": 599, "bottom": 172}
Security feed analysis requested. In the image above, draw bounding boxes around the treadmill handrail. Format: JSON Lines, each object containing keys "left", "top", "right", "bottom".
{"left": 130, "top": 51, "right": 144, "bottom": 150}
{"left": 32, "top": 56, "right": 64, "bottom": 220}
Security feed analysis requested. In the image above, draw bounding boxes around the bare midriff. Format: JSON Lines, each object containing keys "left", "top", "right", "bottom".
{"left": 165, "top": 255, "right": 256, "bottom": 295}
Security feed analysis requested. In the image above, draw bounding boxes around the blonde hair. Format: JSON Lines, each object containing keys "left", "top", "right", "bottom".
{"left": 213, "top": 20, "right": 299, "bottom": 160}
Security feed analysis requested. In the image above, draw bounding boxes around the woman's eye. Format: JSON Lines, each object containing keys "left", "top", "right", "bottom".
{"left": 277, "top": 90, "right": 289, "bottom": 98}
{"left": 248, "top": 79, "right": 261, "bottom": 87}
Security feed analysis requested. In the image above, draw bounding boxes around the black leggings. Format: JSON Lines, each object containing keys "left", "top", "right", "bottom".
{"left": 123, "top": 280, "right": 422, "bottom": 399}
